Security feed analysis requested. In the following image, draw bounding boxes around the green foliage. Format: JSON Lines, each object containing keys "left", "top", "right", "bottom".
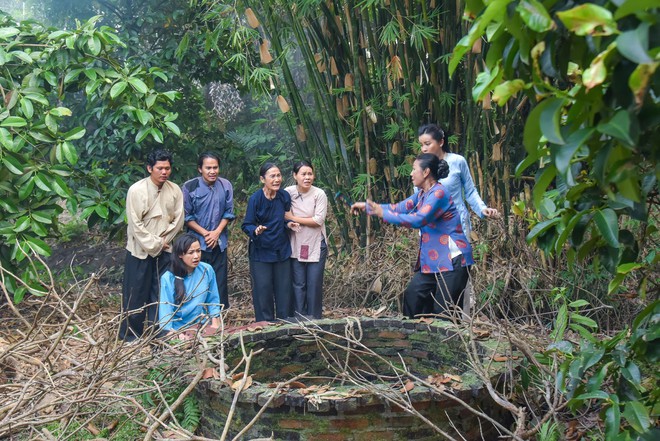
{"left": 452, "top": 0, "right": 659, "bottom": 281}
{"left": 543, "top": 300, "right": 660, "bottom": 440}
{"left": 142, "top": 365, "right": 201, "bottom": 432}
{"left": 0, "top": 13, "right": 180, "bottom": 301}
{"left": 456, "top": 4, "right": 659, "bottom": 438}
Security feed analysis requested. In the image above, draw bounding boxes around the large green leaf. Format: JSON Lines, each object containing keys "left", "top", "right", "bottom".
{"left": 128, "top": 77, "right": 149, "bottom": 94}
{"left": 539, "top": 98, "right": 565, "bottom": 145}
{"left": 615, "top": 0, "right": 660, "bottom": 19}
{"left": 605, "top": 399, "right": 621, "bottom": 439}
{"left": 63, "top": 127, "right": 86, "bottom": 141}
{"left": 0, "top": 116, "right": 27, "bottom": 128}
{"left": 448, "top": 0, "right": 507, "bottom": 76}
{"left": 593, "top": 208, "right": 619, "bottom": 248}
{"left": 516, "top": 0, "right": 554, "bottom": 32}
{"left": 110, "top": 81, "right": 128, "bottom": 99}
{"left": 556, "top": 4, "right": 618, "bottom": 36}
{"left": 622, "top": 401, "right": 651, "bottom": 433}
{"left": 597, "top": 110, "right": 634, "bottom": 147}
{"left": 135, "top": 109, "right": 153, "bottom": 126}
{"left": 472, "top": 64, "right": 502, "bottom": 102}
{"left": 526, "top": 217, "right": 561, "bottom": 242}
{"left": 616, "top": 24, "right": 652, "bottom": 64}
{"left": 492, "top": 79, "right": 526, "bottom": 105}
{"left": 583, "top": 43, "right": 616, "bottom": 91}
{"left": 533, "top": 165, "right": 557, "bottom": 208}
{"left": 552, "top": 128, "right": 594, "bottom": 174}
{"left": 629, "top": 62, "right": 658, "bottom": 107}
{"left": 24, "top": 235, "right": 51, "bottom": 256}
{"left": 0, "top": 27, "right": 20, "bottom": 39}
{"left": 2, "top": 155, "right": 24, "bottom": 174}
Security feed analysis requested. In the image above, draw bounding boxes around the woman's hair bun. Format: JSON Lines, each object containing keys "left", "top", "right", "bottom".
{"left": 437, "top": 159, "right": 449, "bottom": 180}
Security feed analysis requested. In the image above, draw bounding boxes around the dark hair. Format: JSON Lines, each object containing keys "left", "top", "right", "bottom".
{"left": 292, "top": 160, "right": 313, "bottom": 174}
{"left": 418, "top": 124, "right": 449, "bottom": 153}
{"left": 146, "top": 149, "right": 173, "bottom": 168}
{"left": 416, "top": 153, "right": 449, "bottom": 181}
{"left": 259, "top": 162, "right": 279, "bottom": 178}
{"left": 170, "top": 234, "right": 200, "bottom": 304}
{"left": 197, "top": 152, "right": 220, "bottom": 169}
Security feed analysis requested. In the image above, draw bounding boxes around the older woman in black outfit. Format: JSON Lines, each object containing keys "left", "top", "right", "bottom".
{"left": 242, "top": 163, "right": 300, "bottom": 322}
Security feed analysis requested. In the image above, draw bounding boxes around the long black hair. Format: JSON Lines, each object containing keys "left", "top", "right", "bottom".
{"left": 170, "top": 234, "right": 200, "bottom": 304}
{"left": 418, "top": 124, "right": 450, "bottom": 153}
{"left": 416, "top": 153, "right": 449, "bottom": 181}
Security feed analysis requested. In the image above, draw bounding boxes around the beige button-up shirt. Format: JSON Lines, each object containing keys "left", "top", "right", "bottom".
{"left": 126, "top": 177, "right": 184, "bottom": 259}
{"left": 285, "top": 185, "right": 328, "bottom": 262}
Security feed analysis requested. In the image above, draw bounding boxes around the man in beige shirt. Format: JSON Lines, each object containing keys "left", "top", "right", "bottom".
{"left": 119, "top": 150, "right": 184, "bottom": 342}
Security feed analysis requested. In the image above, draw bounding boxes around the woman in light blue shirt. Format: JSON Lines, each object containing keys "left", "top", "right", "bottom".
{"left": 159, "top": 234, "right": 221, "bottom": 336}
{"left": 418, "top": 124, "right": 498, "bottom": 237}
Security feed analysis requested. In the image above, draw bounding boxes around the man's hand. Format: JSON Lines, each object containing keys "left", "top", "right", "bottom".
{"left": 204, "top": 229, "right": 221, "bottom": 249}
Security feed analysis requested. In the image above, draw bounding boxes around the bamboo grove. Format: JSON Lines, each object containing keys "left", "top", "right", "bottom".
{"left": 236, "top": 0, "right": 529, "bottom": 245}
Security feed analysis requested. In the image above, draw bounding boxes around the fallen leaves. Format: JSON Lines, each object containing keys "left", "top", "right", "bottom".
{"left": 201, "top": 368, "right": 219, "bottom": 379}
{"left": 427, "top": 373, "right": 462, "bottom": 388}
{"left": 227, "top": 372, "right": 252, "bottom": 392}
{"left": 492, "top": 355, "right": 520, "bottom": 362}
{"left": 399, "top": 379, "right": 415, "bottom": 393}
{"left": 472, "top": 328, "right": 491, "bottom": 339}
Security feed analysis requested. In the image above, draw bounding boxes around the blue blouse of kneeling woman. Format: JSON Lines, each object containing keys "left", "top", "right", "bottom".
{"left": 158, "top": 234, "right": 221, "bottom": 332}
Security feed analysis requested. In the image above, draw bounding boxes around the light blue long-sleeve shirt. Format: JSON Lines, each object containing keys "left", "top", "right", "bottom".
{"left": 158, "top": 262, "right": 221, "bottom": 331}
{"left": 416, "top": 152, "right": 487, "bottom": 236}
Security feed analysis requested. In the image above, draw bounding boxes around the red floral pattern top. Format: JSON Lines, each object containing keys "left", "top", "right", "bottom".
{"left": 378, "top": 182, "right": 474, "bottom": 273}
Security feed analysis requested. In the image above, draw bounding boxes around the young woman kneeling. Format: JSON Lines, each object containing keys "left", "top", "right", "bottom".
{"left": 158, "top": 234, "right": 221, "bottom": 337}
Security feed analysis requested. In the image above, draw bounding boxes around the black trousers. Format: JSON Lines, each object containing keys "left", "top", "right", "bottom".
{"left": 249, "top": 259, "right": 293, "bottom": 322}
{"left": 202, "top": 246, "right": 229, "bottom": 309}
{"left": 119, "top": 251, "right": 170, "bottom": 341}
{"left": 403, "top": 256, "right": 469, "bottom": 319}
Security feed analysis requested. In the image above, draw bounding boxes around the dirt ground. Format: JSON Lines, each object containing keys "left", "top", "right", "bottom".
{"left": 46, "top": 236, "right": 126, "bottom": 286}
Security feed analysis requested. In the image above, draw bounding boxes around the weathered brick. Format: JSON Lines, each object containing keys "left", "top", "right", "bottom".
{"left": 313, "top": 433, "right": 347, "bottom": 441}
{"left": 328, "top": 416, "right": 369, "bottom": 430}
{"left": 297, "top": 343, "right": 318, "bottom": 353}
{"left": 354, "top": 429, "right": 395, "bottom": 441}
{"left": 257, "top": 391, "right": 286, "bottom": 407}
{"left": 279, "top": 418, "right": 317, "bottom": 429}
{"left": 280, "top": 363, "right": 306, "bottom": 375}
{"left": 377, "top": 330, "right": 406, "bottom": 339}
{"left": 334, "top": 398, "right": 359, "bottom": 412}
{"left": 391, "top": 340, "right": 411, "bottom": 348}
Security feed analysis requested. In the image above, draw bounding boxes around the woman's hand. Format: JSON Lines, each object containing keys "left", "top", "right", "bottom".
{"left": 288, "top": 221, "right": 301, "bottom": 232}
{"left": 366, "top": 200, "right": 383, "bottom": 218}
{"left": 482, "top": 207, "right": 499, "bottom": 218}
{"left": 351, "top": 201, "right": 383, "bottom": 218}
{"left": 350, "top": 202, "right": 366, "bottom": 215}
{"left": 255, "top": 225, "right": 267, "bottom": 235}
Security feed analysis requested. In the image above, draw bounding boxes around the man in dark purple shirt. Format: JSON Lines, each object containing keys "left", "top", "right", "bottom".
{"left": 182, "top": 152, "right": 235, "bottom": 309}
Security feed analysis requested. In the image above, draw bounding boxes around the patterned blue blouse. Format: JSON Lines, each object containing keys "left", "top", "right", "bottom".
{"left": 378, "top": 182, "right": 474, "bottom": 273}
